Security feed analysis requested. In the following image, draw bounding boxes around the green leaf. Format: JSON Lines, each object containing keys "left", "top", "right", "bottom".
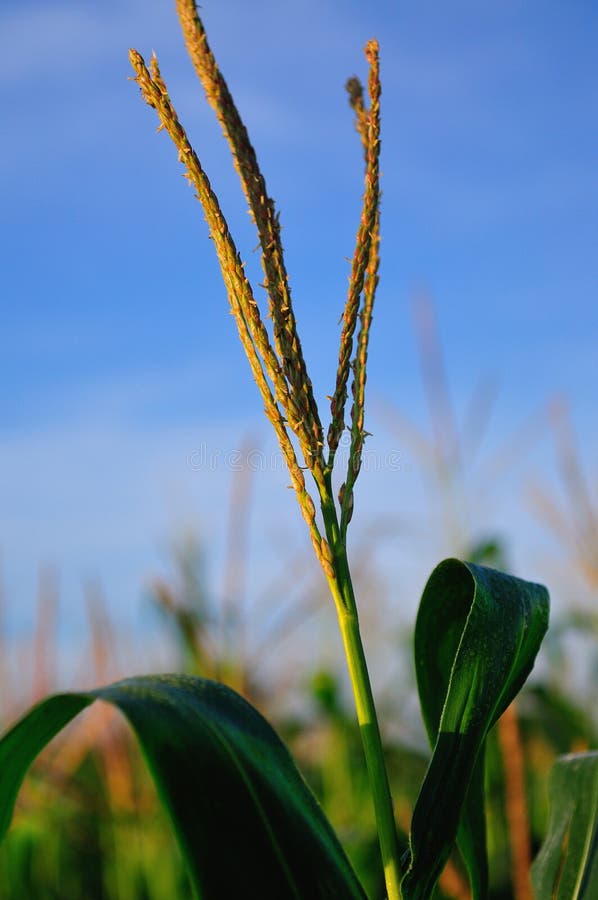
{"left": 532, "top": 751, "right": 598, "bottom": 899}
{"left": 0, "top": 675, "right": 366, "bottom": 900}
{"left": 402, "top": 558, "right": 549, "bottom": 900}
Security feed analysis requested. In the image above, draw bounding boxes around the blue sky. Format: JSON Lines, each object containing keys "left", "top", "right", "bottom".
{"left": 1, "top": 1, "right": 597, "bottom": 671}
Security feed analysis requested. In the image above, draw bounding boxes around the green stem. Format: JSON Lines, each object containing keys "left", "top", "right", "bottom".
{"left": 320, "top": 481, "right": 402, "bottom": 900}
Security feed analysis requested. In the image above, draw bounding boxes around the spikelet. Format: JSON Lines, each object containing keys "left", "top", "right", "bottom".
{"left": 341, "top": 40, "right": 381, "bottom": 534}
{"left": 128, "top": 50, "right": 326, "bottom": 566}
{"left": 174, "top": 0, "right": 324, "bottom": 481}
{"left": 328, "top": 41, "right": 381, "bottom": 468}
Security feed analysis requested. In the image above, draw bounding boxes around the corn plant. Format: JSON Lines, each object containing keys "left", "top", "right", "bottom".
{"left": 1, "top": 3, "right": 595, "bottom": 898}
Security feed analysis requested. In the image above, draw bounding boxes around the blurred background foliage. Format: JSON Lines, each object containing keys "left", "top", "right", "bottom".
{"left": 0, "top": 306, "right": 596, "bottom": 900}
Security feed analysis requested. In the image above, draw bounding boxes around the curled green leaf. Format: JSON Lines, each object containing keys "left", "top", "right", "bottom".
{"left": 0, "top": 675, "right": 366, "bottom": 900}
{"left": 402, "top": 558, "right": 549, "bottom": 900}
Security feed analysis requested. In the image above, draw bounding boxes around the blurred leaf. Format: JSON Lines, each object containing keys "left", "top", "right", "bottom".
{"left": 311, "top": 670, "right": 342, "bottom": 719}
{"left": 532, "top": 751, "right": 598, "bottom": 899}
{"left": 466, "top": 536, "right": 507, "bottom": 570}
{"left": 554, "top": 610, "right": 598, "bottom": 635}
{"left": 402, "top": 558, "right": 549, "bottom": 900}
{"left": 0, "top": 675, "right": 366, "bottom": 900}
{"left": 523, "top": 684, "right": 597, "bottom": 752}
